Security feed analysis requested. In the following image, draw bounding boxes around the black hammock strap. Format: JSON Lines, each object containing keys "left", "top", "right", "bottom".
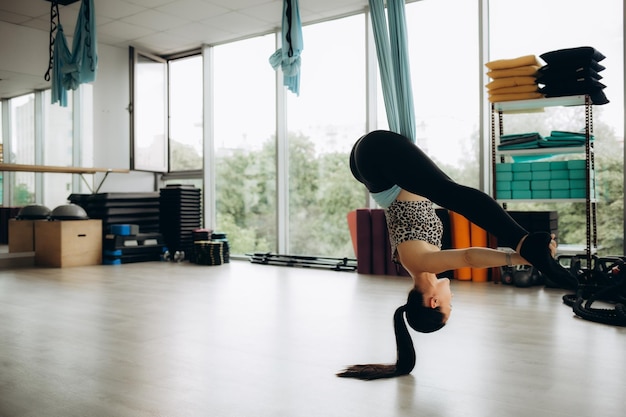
{"left": 81, "top": 0, "right": 96, "bottom": 71}
{"left": 44, "top": 0, "right": 61, "bottom": 82}
{"left": 285, "top": 0, "right": 294, "bottom": 57}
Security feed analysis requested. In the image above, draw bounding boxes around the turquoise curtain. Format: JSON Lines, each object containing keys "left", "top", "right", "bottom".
{"left": 368, "top": 0, "right": 416, "bottom": 142}
{"left": 49, "top": 0, "right": 98, "bottom": 106}
{"left": 269, "top": 0, "right": 303, "bottom": 95}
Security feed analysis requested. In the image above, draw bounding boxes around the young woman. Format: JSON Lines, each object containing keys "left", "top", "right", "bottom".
{"left": 337, "top": 129, "right": 576, "bottom": 380}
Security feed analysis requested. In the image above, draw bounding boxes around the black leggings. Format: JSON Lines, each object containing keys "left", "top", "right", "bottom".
{"left": 350, "top": 130, "right": 528, "bottom": 248}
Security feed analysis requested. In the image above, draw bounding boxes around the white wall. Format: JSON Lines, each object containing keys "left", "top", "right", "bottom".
{"left": 91, "top": 44, "right": 155, "bottom": 192}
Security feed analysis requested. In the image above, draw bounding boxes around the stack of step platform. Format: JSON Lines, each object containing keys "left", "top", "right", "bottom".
{"left": 69, "top": 192, "right": 164, "bottom": 264}
{"left": 69, "top": 192, "right": 160, "bottom": 233}
{"left": 103, "top": 224, "right": 166, "bottom": 265}
{"left": 159, "top": 185, "right": 202, "bottom": 259}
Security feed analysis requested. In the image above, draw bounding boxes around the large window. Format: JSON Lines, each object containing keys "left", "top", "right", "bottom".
{"left": 9, "top": 94, "right": 35, "bottom": 206}
{"left": 286, "top": 15, "right": 367, "bottom": 257}
{"left": 169, "top": 54, "right": 203, "bottom": 171}
{"left": 131, "top": 48, "right": 168, "bottom": 172}
{"left": 1, "top": 90, "right": 86, "bottom": 209}
{"left": 376, "top": 0, "right": 480, "bottom": 190}
{"left": 489, "top": 0, "right": 624, "bottom": 255}
{"left": 375, "top": 0, "right": 481, "bottom": 189}
{"left": 131, "top": 49, "right": 203, "bottom": 174}
{"left": 42, "top": 90, "right": 73, "bottom": 208}
{"left": 213, "top": 35, "right": 277, "bottom": 255}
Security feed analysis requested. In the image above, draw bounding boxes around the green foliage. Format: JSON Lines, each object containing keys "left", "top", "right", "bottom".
{"left": 214, "top": 132, "right": 364, "bottom": 258}
{"left": 170, "top": 140, "right": 202, "bottom": 171}
{"left": 287, "top": 132, "right": 364, "bottom": 256}
{"left": 215, "top": 140, "right": 276, "bottom": 255}
{"left": 213, "top": 112, "right": 623, "bottom": 258}
{"left": 14, "top": 183, "right": 34, "bottom": 206}
{"left": 215, "top": 212, "right": 266, "bottom": 255}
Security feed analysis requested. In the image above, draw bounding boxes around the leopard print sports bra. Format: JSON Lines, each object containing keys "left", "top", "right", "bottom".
{"left": 384, "top": 200, "right": 443, "bottom": 262}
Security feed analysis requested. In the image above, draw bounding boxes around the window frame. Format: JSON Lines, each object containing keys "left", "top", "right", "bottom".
{"left": 129, "top": 47, "right": 169, "bottom": 173}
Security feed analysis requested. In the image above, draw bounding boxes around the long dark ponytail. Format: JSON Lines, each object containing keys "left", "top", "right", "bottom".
{"left": 336, "top": 305, "right": 415, "bottom": 380}
{"left": 336, "top": 289, "right": 445, "bottom": 380}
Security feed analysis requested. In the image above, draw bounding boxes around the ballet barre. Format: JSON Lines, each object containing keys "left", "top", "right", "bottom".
{"left": 0, "top": 163, "right": 130, "bottom": 193}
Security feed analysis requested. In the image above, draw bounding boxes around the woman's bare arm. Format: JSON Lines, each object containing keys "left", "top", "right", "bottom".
{"left": 397, "top": 240, "right": 528, "bottom": 275}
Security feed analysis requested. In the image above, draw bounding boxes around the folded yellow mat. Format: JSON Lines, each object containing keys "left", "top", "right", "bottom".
{"left": 488, "top": 84, "right": 539, "bottom": 95}
{"left": 486, "top": 76, "right": 537, "bottom": 90}
{"left": 485, "top": 55, "right": 540, "bottom": 70}
{"left": 488, "top": 92, "right": 544, "bottom": 103}
{"left": 487, "top": 65, "right": 539, "bottom": 79}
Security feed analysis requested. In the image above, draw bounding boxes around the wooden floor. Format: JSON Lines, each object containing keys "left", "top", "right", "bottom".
{"left": 0, "top": 260, "right": 624, "bottom": 417}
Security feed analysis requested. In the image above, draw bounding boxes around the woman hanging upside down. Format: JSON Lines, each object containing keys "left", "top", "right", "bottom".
{"left": 337, "top": 129, "right": 577, "bottom": 380}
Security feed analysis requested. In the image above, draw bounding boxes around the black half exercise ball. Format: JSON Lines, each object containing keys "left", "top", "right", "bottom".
{"left": 50, "top": 203, "right": 89, "bottom": 220}
{"left": 16, "top": 204, "right": 52, "bottom": 220}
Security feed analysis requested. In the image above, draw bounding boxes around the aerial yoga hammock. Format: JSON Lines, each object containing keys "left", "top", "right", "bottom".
{"left": 269, "top": 0, "right": 303, "bottom": 95}
{"left": 45, "top": 0, "right": 98, "bottom": 106}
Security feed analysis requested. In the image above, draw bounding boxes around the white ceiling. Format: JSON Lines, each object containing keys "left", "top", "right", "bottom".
{"left": 0, "top": 0, "right": 374, "bottom": 98}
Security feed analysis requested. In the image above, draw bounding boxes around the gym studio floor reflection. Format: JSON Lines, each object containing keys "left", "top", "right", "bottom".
{"left": 0, "top": 260, "right": 624, "bottom": 417}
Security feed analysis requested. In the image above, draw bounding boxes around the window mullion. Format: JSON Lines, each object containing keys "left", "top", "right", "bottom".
{"left": 1, "top": 99, "right": 9, "bottom": 206}
{"left": 34, "top": 91, "right": 44, "bottom": 205}
{"left": 72, "top": 88, "right": 83, "bottom": 193}
{"left": 202, "top": 44, "right": 215, "bottom": 230}
{"left": 275, "top": 32, "right": 289, "bottom": 254}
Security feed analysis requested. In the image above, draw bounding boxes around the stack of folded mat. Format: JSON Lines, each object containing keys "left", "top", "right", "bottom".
{"left": 537, "top": 46, "right": 609, "bottom": 105}
{"left": 485, "top": 55, "right": 543, "bottom": 102}
{"left": 498, "top": 131, "right": 594, "bottom": 151}
{"left": 542, "top": 131, "right": 594, "bottom": 147}
{"left": 498, "top": 132, "right": 544, "bottom": 150}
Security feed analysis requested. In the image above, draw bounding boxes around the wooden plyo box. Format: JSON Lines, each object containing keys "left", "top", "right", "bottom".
{"left": 8, "top": 219, "right": 39, "bottom": 253}
{"left": 34, "top": 220, "right": 102, "bottom": 267}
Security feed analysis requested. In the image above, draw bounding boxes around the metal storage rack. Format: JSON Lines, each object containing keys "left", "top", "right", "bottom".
{"left": 490, "top": 94, "right": 597, "bottom": 266}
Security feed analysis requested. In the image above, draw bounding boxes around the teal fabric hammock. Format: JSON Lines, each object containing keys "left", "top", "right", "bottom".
{"left": 369, "top": 0, "right": 416, "bottom": 142}
{"left": 367, "top": 0, "right": 416, "bottom": 207}
{"left": 46, "top": 0, "right": 98, "bottom": 106}
{"left": 269, "top": 0, "right": 303, "bottom": 95}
